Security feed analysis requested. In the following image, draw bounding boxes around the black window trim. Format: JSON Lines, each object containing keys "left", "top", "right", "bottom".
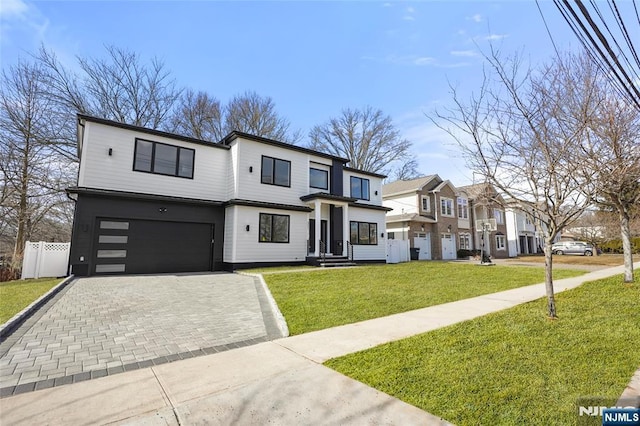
{"left": 261, "top": 155, "right": 292, "bottom": 188}
{"left": 349, "top": 220, "right": 378, "bottom": 245}
{"left": 350, "top": 176, "right": 370, "bottom": 201}
{"left": 259, "top": 213, "right": 291, "bottom": 243}
{"left": 309, "top": 167, "right": 329, "bottom": 190}
{"left": 133, "top": 138, "right": 195, "bottom": 179}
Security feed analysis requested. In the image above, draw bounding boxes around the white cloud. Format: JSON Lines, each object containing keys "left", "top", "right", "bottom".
{"left": 403, "top": 15, "right": 415, "bottom": 21}
{"left": 485, "top": 34, "right": 508, "bottom": 41}
{"left": 0, "top": 0, "right": 29, "bottom": 19}
{"left": 414, "top": 56, "right": 436, "bottom": 66}
{"left": 450, "top": 50, "right": 478, "bottom": 57}
{"left": 469, "top": 14, "right": 482, "bottom": 23}
{"left": 407, "top": 6, "right": 415, "bottom": 13}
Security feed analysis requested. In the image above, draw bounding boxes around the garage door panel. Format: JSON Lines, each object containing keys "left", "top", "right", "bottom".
{"left": 94, "top": 218, "right": 213, "bottom": 275}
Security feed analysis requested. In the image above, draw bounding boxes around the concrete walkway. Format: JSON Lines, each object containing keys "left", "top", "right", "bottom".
{"left": 1, "top": 263, "right": 637, "bottom": 425}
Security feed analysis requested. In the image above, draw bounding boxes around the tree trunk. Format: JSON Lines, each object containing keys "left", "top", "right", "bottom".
{"left": 619, "top": 209, "right": 634, "bottom": 283}
{"left": 544, "top": 237, "right": 557, "bottom": 318}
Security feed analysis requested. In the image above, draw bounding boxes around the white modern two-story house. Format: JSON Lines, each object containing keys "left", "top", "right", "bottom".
{"left": 67, "top": 115, "right": 389, "bottom": 276}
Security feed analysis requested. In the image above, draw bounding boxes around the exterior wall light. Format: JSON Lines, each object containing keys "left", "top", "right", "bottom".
{"left": 246, "top": 225, "right": 250, "bottom": 231}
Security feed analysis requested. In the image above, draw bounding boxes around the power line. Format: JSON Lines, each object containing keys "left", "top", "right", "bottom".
{"left": 546, "top": 0, "right": 640, "bottom": 110}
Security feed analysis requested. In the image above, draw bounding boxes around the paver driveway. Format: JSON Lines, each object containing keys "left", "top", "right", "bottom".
{"left": 0, "top": 273, "right": 282, "bottom": 395}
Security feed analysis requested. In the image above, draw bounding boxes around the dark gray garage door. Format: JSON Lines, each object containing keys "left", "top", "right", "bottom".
{"left": 94, "top": 218, "right": 214, "bottom": 274}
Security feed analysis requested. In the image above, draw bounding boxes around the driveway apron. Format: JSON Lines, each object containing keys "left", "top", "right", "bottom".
{"left": 0, "top": 273, "right": 280, "bottom": 395}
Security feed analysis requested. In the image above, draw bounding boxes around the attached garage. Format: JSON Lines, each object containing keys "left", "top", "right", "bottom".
{"left": 94, "top": 218, "right": 214, "bottom": 274}
{"left": 68, "top": 189, "right": 225, "bottom": 276}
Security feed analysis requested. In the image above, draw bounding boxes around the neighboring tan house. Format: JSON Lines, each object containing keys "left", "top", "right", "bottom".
{"left": 67, "top": 114, "right": 389, "bottom": 276}
{"left": 383, "top": 175, "right": 472, "bottom": 260}
{"left": 457, "top": 183, "right": 510, "bottom": 259}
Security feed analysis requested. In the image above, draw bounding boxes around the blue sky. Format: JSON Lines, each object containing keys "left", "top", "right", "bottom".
{"left": 0, "top": 0, "right": 611, "bottom": 185}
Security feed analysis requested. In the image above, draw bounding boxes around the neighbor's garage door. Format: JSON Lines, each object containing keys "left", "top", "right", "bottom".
{"left": 94, "top": 218, "right": 213, "bottom": 275}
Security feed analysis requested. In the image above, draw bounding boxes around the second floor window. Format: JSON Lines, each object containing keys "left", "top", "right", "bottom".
{"left": 421, "top": 196, "right": 430, "bottom": 212}
{"left": 457, "top": 198, "right": 468, "bottom": 219}
{"left": 350, "top": 176, "right": 370, "bottom": 200}
{"left": 494, "top": 209, "right": 504, "bottom": 225}
{"left": 261, "top": 156, "right": 291, "bottom": 187}
{"left": 134, "top": 139, "right": 195, "bottom": 179}
{"left": 440, "top": 197, "right": 454, "bottom": 216}
{"left": 309, "top": 168, "right": 328, "bottom": 190}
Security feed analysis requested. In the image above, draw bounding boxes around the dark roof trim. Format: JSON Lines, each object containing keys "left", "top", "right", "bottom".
{"left": 78, "top": 114, "right": 230, "bottom": 150}
{"left": 66, "top": 186, "right": 225, "bottom": 206}
{"left": 348, "top": 202, "right": 393, "bottom": 212}
{"left": 343, "top": 166, "right": 387, "bottom": 179}
{"left": 300, "top": 193, "right": 357, "bottom": 203}
{"left": 222, "top": 131, "right": 350, "bottom": 163}
{"left": 225, "top": 199, "right": 313, "bottom": 212}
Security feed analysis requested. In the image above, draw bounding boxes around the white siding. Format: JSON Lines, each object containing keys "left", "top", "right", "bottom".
{"left": 383, "top": 194, "right": 418, "bottom": 215}
{"left": 227, "top": 206, "right": 308, "bottom": 263}
{"left": 223, "top": 206, "right": 237, "bottom": 263}
{"left": 231, "top": 138, "right": 315, "bottom": 206}
{"left": 348, "top": 207, "right": 387, "bottom": 261}
{"left": 343, "top": 170, "right": 384, "bottom": 206}
{"left": 79, "top": 121, "right": 228, "bottom": 200}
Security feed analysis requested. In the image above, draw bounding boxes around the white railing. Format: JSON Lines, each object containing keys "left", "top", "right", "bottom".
{"left": 21, "top": 241, "right": 70, "bottom": 279}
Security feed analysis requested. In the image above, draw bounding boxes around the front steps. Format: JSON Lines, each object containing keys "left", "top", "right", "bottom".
{"left": 306, "top": 255, "right": 357, "bottom": 268}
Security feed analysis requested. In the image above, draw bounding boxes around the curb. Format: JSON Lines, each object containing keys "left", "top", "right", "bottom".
{"left": 0, "top": 275, "right": 75, "bottom": 340}
{"left": 238, "top": 272, "right": 290, "bottom": 338}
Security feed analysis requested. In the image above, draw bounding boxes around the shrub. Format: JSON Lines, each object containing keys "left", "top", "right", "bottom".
{"left": 599, "top": 237, "right": 640, "bottom": 254}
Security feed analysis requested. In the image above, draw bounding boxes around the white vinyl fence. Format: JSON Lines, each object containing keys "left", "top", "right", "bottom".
{"left": 21, "top": 241, "right": 70, "bottom": 279}
{"left": 386, "top": 239, "right": 410, "bottom": 264}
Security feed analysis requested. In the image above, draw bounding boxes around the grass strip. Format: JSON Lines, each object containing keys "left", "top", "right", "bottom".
{"left": 264, "top": 262, "right": 585, "bottom": 335}
{"left": 325, "top": 275, "right": 640, "bottom": 425}
{"left": 0, "top": 278, "right": 62, "bottom": 324}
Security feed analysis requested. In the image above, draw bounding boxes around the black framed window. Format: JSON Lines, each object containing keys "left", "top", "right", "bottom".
{"left": 133, "top": 138, "right": 194, "bottom": 179}
{"left": 350, "top": 221, "right": 378, "bottom": 245}
{"left": 259, "top": 213, "right": 290, "bottom": 243}
{"left": 350, "top": 176, "right": 370, "bottom": 200}
{"left": 261, "top": 156, "right": 291, "bottom": 187}
{"left": 309, "top": 168, "right": 329, "bottom": 190}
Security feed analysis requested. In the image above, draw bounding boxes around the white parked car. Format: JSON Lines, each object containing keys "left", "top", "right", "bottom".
{"left": 551, "top": 241, "right": 594, "bottom": 256}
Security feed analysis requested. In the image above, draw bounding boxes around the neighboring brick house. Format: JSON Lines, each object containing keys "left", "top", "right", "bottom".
{"left": 383, "top": 175, "right": 473, "bottom": 260}
{"left": 457, "top": 183, "right": 510, "bottom": 259}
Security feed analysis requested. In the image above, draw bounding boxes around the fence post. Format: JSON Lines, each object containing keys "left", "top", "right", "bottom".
{"left": 35, "top": 241, "right": 45, "bottom": 279}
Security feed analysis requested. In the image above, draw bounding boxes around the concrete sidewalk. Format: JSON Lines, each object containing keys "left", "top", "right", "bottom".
{"left": 1, "top": 263, "right": 637, "bottom": 425}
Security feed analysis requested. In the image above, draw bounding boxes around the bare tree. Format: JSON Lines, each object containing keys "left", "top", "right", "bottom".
{"left": 38, "top": 45, "right": 181, "bottom": 134}
{"left": 0, "top": 60, "right": 74, "bottom": 273}
{"left": 579, "top": 91, "right": 640, "bottom": 282}
{"left": 169, "top": 89, "right": 224, "bottom": 142}
{"left": 224, "top": 91, "right": 300, "bottom": 143}
{"left": 391, "top": 159, "right": 421, "bottom": 181}
{"left": 433, "top": 50, "right": 595, "bottom": 318}
{"left": 309, "top": 106, "right": 412, "bottom": 175}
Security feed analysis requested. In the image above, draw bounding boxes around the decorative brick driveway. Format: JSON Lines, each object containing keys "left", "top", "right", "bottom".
{"left": 0, "top": 273, "right": 281, "bottom": 396}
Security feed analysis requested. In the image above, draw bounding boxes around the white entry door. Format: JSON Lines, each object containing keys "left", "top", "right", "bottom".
{"left": 441, "top": 233, "right": 456, "bottom": 260}
{"left": 414, "top": 233, "right": 431, "bottom": 260}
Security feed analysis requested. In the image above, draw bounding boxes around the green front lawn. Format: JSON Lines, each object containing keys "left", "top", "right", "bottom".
{"left": 0, "top": 278, "right": 62, "bottom": 324}
{"left": 264, "top": 262, "right": 585, "bottom": 335}
{"left": 326, "top": 275, "right": 640, "bottom": 425}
